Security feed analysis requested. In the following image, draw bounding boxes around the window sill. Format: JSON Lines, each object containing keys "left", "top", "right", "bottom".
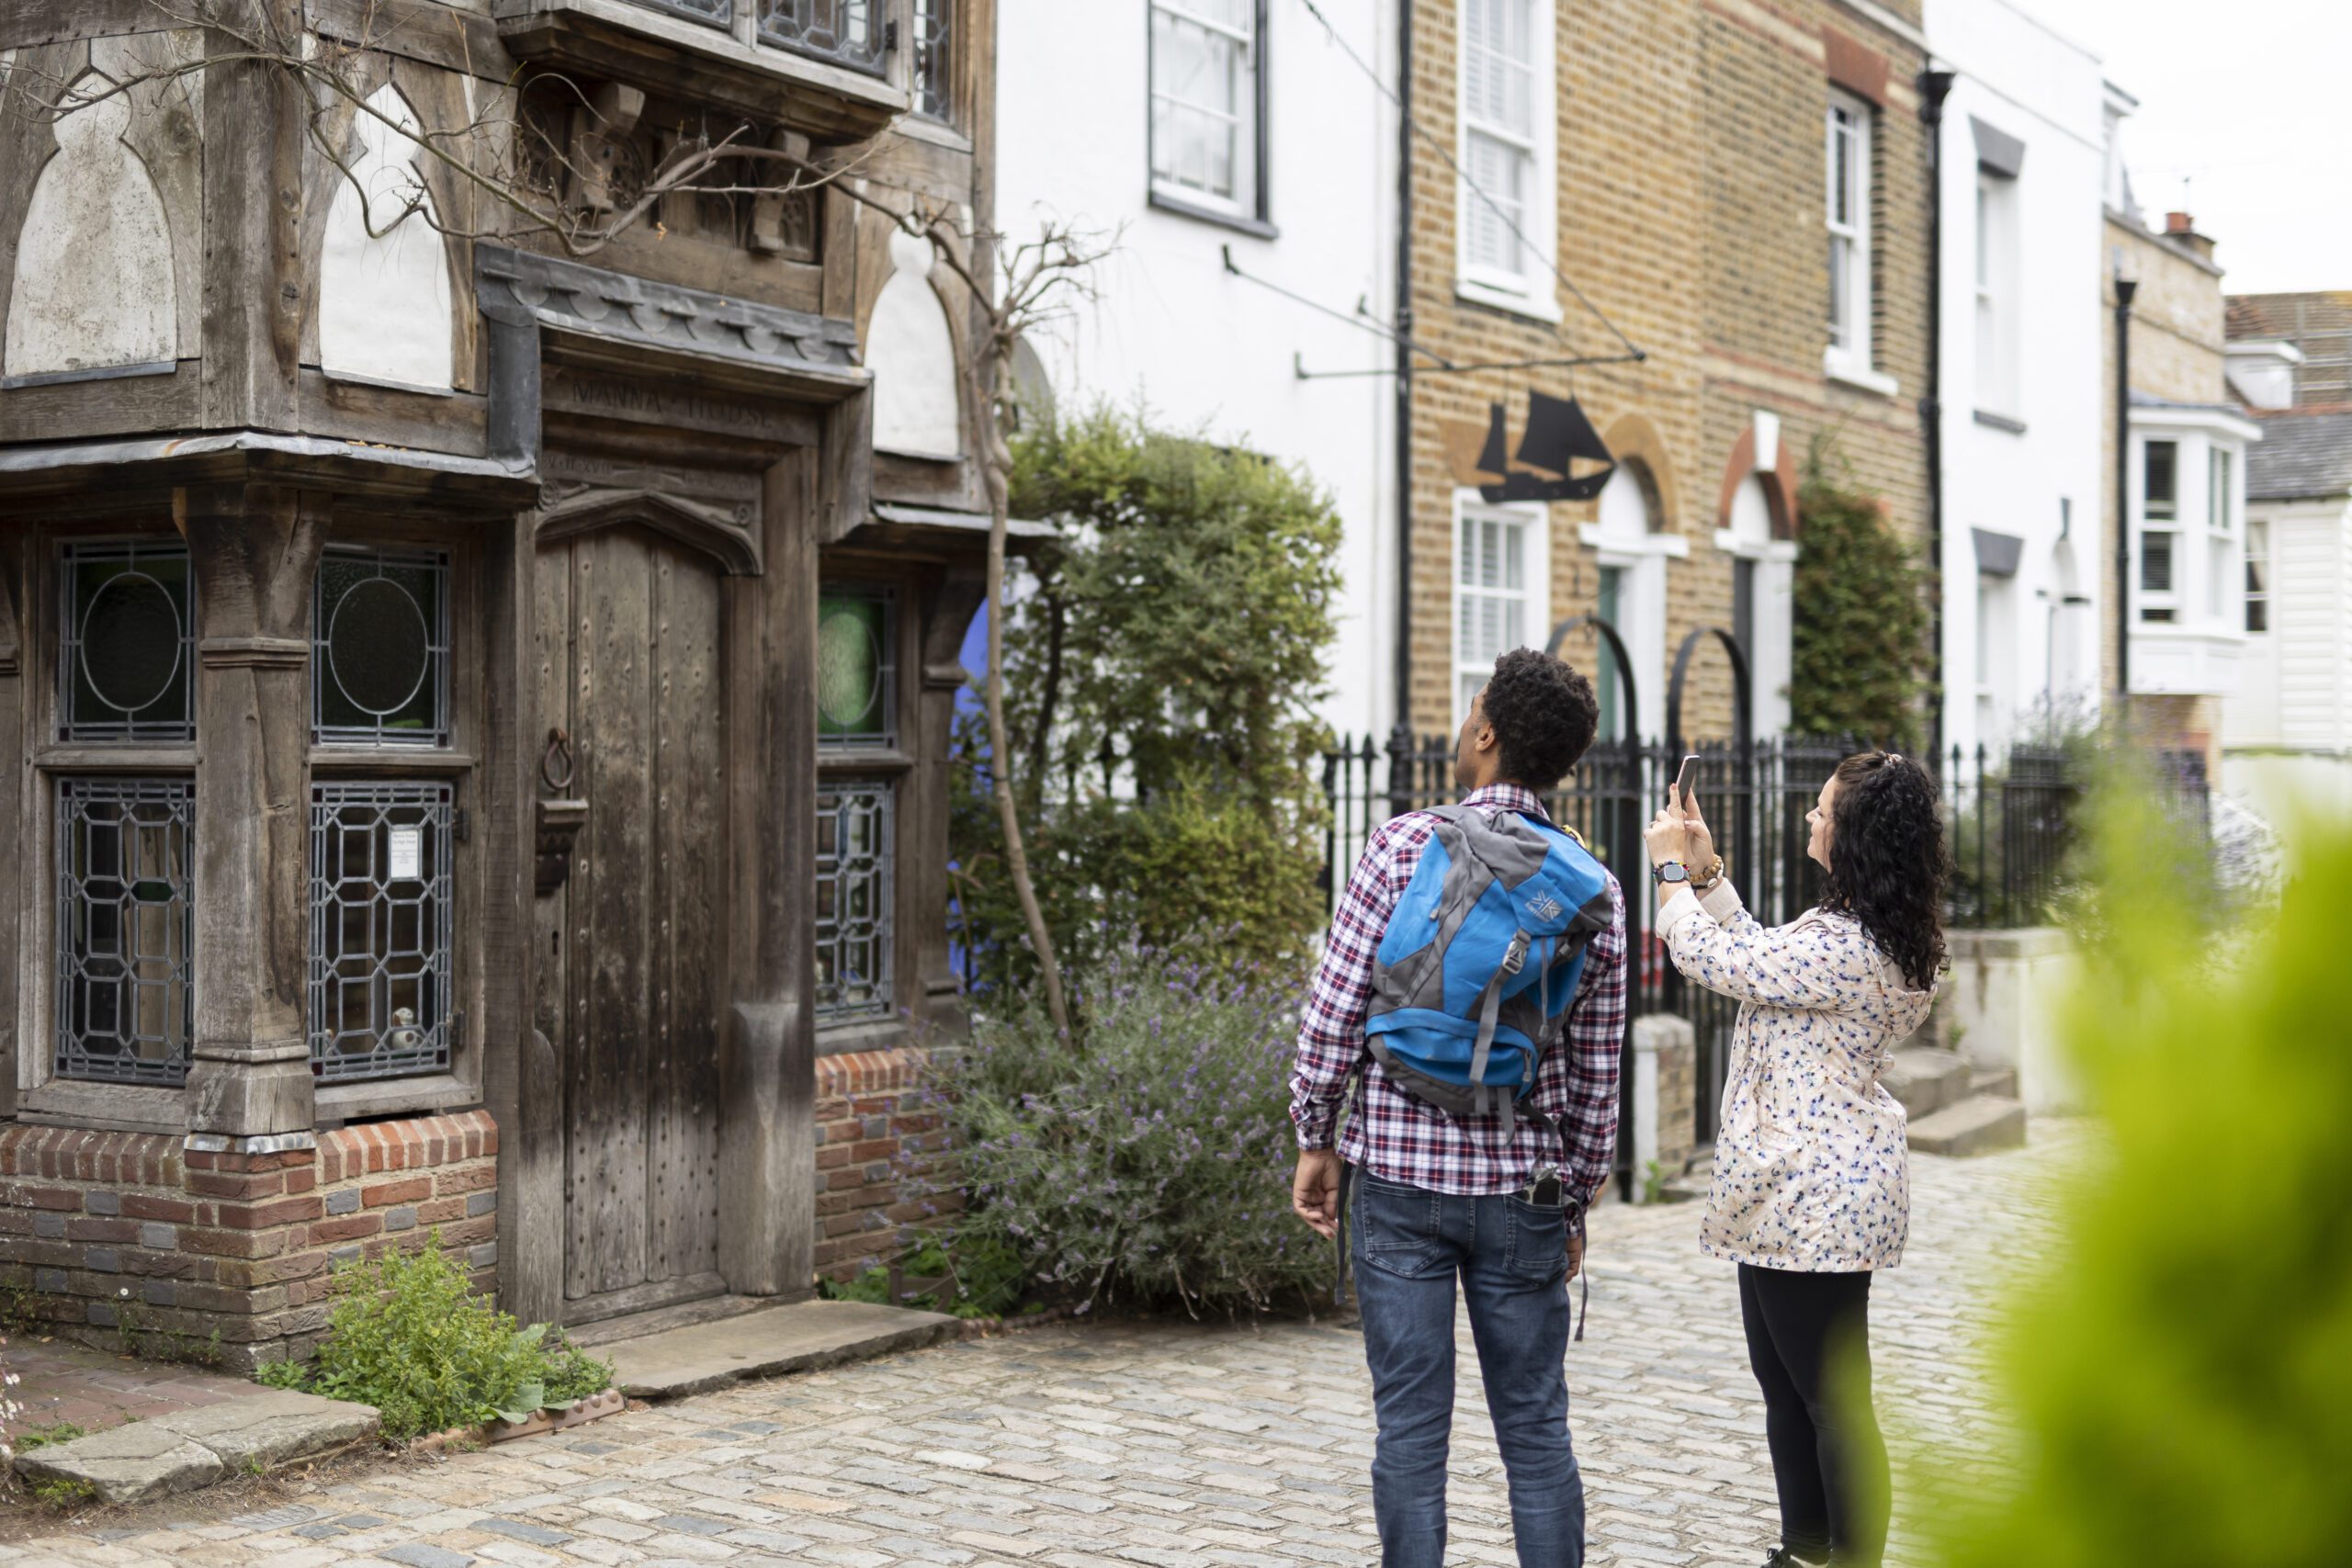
{"left": 1822, "top": 351, "right": 1899, "bottom": 400}
{"left": 818, "top": 747, "right": 912, "bottom": 775}
{"left": 315, "top": 1073, "right": 481, "bottom": 1126}
{"left": 815, "top": 1015, "right": 910, "bottom": 1056}
{"left": 17, "top": 1079, "right": 187, "bottom": 1134}
{"left": 1148, "top": 188, "right": 1278, "bottom": 241}
{"left": 1454, "top": 276, "right": 1564, "bottom": 324}
{"left": 896, "top": 116, "right": 971, "bottom": 153}
{"left": 1973, "top": 408, "right": 2028, "bottom": 435}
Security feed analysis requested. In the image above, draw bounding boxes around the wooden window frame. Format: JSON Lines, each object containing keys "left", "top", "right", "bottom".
{"left": 310, "top": 519, "right": 484, "bottom": 1126}
{"left": 1452, "top": 491, "right": 1549, "bottom": 728}
{"left": 813, "top": 566, "right": 923, "bottom": 1052}
{"left": 1455, "top": 0, "right": 1556, "bottom": 319}
{"left": 1825, "top": 89, "right": 1875, "bottom": 380}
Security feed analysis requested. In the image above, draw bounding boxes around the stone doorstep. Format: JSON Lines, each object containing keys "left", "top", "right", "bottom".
{"left": 1907, "top": 1094, "right": 2030, "bottom": 1158}
{"left": 11, "top": 1388, "right": 380, "bottom": 1506}
{"left": 598, "top": 1297, "right": 960, "bottom": 1401}
{"left": 1882, "top": 1045, "right": 1971, "bottom": 1120}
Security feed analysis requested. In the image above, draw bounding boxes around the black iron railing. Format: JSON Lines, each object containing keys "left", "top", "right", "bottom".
{"left": 1317, "top": 733, "right": 2211, "bottom": 1173}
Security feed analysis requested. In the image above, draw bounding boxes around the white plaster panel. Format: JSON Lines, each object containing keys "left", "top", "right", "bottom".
{"left": 867, "top": 226, "right": 964, "bottom": 460}
{"left": 319, "top": 84, "right": 454, "bottom": 393}
{"left": 5, "top": 78, "right": 176, "bottom": 378}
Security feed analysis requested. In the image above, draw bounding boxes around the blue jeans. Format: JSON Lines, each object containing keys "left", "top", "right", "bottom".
{"left": 1350, "top": 1168, "right": 1584, "bottom": 1568}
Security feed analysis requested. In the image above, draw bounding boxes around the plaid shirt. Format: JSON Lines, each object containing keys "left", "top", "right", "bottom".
{"left": 1289, "top": 783, "right": 1626, "bottom": 1206}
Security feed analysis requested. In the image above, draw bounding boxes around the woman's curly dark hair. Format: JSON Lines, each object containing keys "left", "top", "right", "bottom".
{"left": 1818, "top": 750, "right": 1951, "bottom": 991}
{"left": 1481, "top": 649, "right": 1599, "bottom": 791}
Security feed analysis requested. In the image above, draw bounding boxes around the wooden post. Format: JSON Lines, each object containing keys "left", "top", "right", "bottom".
{"left": 0, "top": 531, "right": 20, "bottom": 1119}
{"left": 913, "top": 565, "right": 986, "bottom": 1029}
{"left": 180, "top": 484, "right": 326, "bottom": 1138}
{"left": 199, "top": 3, "right": 303, "bottom": 432}
{"left": 718, "top": 448, "right": 819, "bottom": 1298}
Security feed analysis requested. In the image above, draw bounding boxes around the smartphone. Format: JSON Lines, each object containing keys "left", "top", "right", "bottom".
{"left": 1672, "top": 753, "right": 1701, "bottom": 812}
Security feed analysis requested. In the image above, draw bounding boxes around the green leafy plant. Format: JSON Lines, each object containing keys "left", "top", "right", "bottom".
{"left": 821, "top": 1235, "right": 1030, "bottom": 1319}
{"left": 10, "top": 1420, "right": 83, "bottom": 1452}
{"left": 30, "top": 1476, "right": 96, "bottom": 1508}
{"left": 922, "top": 935, "right": 1327, "bottom": 1316}
{"left": 1790, "top": 446, "right": 1933, "bottom": 750}
{"left": 954, "top": 402, "right": 1344, "bottom": 999}
{"left": 1926, "top": 764, "right": 2348, "bottom": 1565}
{"left": 261, "top": 1240, "right": 613, "bottom": 1439}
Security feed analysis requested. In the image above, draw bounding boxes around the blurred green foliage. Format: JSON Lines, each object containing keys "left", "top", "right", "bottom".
{"left": 1930, "top": 769, "right": 2348, "bottom": 1566}
{"left": 953, "top": 402, "right": 1341, "bottom": 998}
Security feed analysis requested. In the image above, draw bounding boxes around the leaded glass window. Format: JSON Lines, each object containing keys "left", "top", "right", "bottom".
{"left": 758, "top": 0, "right": 885, "bottom": 77}
{"left": 58, "top": 541, "right": 195, "bottom": 742}
{"left": 817, "top": 781, "right": 892, "bottom": 1021}
{"left": 310, "top": 782, "right": 454, "bottom": 1083}
{"left": 314, "top": 547, "right": 450, "bottom": 747}
{"left": 817, "top": 585, "right": 897, "bottom": 749}
{"left": 913, "top": 0, "right": 954, "bottom": 121}
{"left": 56, "top": 778, "right": 193, "bottom": 1085}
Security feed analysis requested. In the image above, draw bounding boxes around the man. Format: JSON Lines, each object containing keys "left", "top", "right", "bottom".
{"left": 1291, "top": 648, "right": 1627, "bottom": 1568}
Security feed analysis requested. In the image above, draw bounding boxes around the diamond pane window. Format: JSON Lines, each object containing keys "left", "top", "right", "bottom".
{"left": 913, "top": 0, "right": 953, "bottom": 120}
{"left": 817, "top": 781, "right": 893, "bottom": 1021}
{"left": 817, "top": 585, "right": 897, "bottom": 748}
{"left": 314, "top": 548, "right": 450, "bottom": 747}
{"left": 56, "top": 778, "right": 193, "bottom": 1085}
{"left": 310, "top": 782, "right": 453, "bottom": 1083}
{"left": 758, "top": 0, "right": 885, "bottom": 76}
{"left": 631, "top": 0, "right": 732, "bottom": 23}
{"left": 59, "top": 541, "right": 195, "bottom": 742}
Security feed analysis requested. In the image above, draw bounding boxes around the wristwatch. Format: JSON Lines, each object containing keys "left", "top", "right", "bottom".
{"left": 1653, "top": 860, "right": 1690, "bottom": 886}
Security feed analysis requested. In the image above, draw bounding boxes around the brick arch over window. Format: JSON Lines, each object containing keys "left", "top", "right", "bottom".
{"left": 1599, "top": 412, "right": 1681, "bottom": 529}
{"left": 1714, "top": 427, "right": 1800, "bottom": 541}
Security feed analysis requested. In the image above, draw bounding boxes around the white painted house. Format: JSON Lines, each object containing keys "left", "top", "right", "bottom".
{"left": 1925, "top": 0, "right": 2110, "bottom": 760}
{"left": 2222, "top": 400, "right": 2352, "bottom": 820}
{"left": 992, "top": 0, "right": 1398, "bottom": 743}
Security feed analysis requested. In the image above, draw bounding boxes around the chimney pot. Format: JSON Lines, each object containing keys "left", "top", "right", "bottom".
{"left": 2165, "top": 210, "right": 2194, "bottom": 235}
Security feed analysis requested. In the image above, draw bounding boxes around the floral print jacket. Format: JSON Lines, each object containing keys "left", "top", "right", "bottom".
{"left": 1657, "top": 879, "right": 1937, "bottom": 1273}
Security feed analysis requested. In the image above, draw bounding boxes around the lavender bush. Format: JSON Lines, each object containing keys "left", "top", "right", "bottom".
{"left": 928, "top": 935, "right": 1329, "bottom": 1316}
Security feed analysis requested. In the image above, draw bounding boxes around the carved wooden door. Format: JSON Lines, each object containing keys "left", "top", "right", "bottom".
{"left": 534, "top": 525, "right": 728, "bottom": 1321}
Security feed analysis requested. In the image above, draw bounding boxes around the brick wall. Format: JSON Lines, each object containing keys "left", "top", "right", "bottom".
{"left": 813, "top": 1046, "right": 956, "bottom": 1282}
{"left": 1405, "top": 0, "right": 1933, "bottom": 746}
{"left": 0, "top": 1111, "right": 497, "bottom": 1372}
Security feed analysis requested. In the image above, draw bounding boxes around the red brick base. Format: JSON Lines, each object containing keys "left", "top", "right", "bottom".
{"left": 0, "top": 1111, "right": 497, "bottom": 1372}
{"left": 814, "top": 1047, "right": 956, "bottom": 1280}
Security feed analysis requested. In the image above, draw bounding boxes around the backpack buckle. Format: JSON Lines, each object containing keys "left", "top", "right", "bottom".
{"left": 1499, "top": 931, "right": 1529, "bottom": 976}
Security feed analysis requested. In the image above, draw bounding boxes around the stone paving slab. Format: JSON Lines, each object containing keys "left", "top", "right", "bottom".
{"left": 0, "top": 1125, "right": 2086, "bottom": 1563}
{"left": 0, "top": 1337, "right": 248, "bottom": 1441}
{"left": 12, "top": 1389, "right": 381, "bottom": 1506}
{"left": 603, "top": 1299, "right": 962, "bottom": 1400}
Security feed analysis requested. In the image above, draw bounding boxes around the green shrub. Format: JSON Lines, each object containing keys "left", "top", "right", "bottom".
{"left": 820, "top": 1235, "right": 1029, "bottom": 1320}
{"left": 1790, "top": 447, "right": 1933, "bottom": 750}
{"left": 928, "top": 936, "right": 1326, "bottom": 1315}
{"left": 1928, "top": 769, "right": 2350, "bottom": 1565}
{"left": 955, "top": 402, "right": 1343, "bottom": 998}
{"left": 263, "top": 1242, "right": 614, "bottom": 1439}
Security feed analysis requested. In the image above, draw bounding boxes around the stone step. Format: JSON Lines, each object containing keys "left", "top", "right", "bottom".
{"left": 603, "top": 1297, "right": 961, "bottom": 1400}
{"left": 1907, "top": 1094, "right": 2028, "bottom": 1157}
{"left": 11, "top": 1389, "right": 379, "bottom": 1506}
{"left": 1970, "top": 1065, "right": 2019, "bottom": 1101}
{"left": 1882, "top": 1046, "right": 1971, "bottom": 1119}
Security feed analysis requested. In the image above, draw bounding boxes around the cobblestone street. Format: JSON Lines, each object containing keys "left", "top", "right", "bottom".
{"left": 2, "top": 1126, "right": 2085, "bottom": 1568}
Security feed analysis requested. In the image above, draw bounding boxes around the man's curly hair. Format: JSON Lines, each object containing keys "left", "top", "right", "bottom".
{"left": 1480, "top": 649, "right": 1599, "bottom": 791}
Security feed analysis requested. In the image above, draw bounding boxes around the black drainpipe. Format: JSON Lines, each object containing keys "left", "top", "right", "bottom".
{"left": 2114, "top": 276, "right": 2138, "bottom": 714}
{"left": 1389, "top": 0, "right": 1417, "bottom": 796}
{"left": 1918, "top": 69, "right": 1955, "bottom": 766}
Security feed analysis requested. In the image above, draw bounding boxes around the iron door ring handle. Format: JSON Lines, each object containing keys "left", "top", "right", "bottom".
{"left": 541, "top": 728, "right": 576, "bottom": 792}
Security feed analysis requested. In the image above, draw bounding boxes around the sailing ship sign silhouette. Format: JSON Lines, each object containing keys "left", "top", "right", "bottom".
{"left": 1462, "top": 390, "right": 1618, "bottom": 504}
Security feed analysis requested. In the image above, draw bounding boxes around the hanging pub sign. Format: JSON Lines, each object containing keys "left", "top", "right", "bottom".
{"left": 1443, "top": 390, "right": 1617, "bottom": 504}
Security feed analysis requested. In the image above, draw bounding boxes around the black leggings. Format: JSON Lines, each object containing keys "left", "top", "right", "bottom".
{"left": 1737, "top": 1264, "right": 1889, "bottom": 1565}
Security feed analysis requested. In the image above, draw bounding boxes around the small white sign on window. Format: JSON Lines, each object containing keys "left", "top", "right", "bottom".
{"left": 388, "top": 825, "right": 423, "bottom": 882}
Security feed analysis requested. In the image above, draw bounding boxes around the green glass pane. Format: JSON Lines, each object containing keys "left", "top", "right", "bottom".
{"left": 817, "top": 594, "right": 887, "bottom": 739}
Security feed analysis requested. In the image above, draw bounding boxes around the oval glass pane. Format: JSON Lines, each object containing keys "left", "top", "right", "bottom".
{"left": 328, "top": 577, "right": 431, "bottom": 717}
{"left": 80, "top": 572, "right": 182, "bottom": 714}
{"left": 817, "top": 604, "right": 882, "bottom": 732}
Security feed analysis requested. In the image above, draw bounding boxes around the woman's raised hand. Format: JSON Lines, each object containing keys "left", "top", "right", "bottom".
{"left": 1683, "top": 794, "right": 1716, "bottom": 872}
{"left": 1645, "top": 807, "right": 1689, "bottom": 870}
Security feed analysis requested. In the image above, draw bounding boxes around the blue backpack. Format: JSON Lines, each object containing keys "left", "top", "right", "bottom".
{"left": 1364, "top": 803, "right": 1615, "bottom": 1126}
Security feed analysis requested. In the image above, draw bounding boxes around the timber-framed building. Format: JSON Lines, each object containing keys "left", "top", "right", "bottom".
{"left": 0, "top": 0, "right": 997, "bottom": 1360}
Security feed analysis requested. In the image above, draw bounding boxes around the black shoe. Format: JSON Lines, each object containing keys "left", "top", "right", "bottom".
{"left": 1763, "top": 1552, "right": 1830, "bottom": 1568}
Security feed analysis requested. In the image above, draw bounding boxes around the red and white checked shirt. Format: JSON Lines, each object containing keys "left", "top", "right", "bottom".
{"left": 1289, "top": 782, "right": 1627, "bottom": 1206}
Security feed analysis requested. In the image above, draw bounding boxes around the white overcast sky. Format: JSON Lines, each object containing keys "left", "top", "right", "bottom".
{"left": 2015, "top": 0, "right": 2352, "bottom": 293}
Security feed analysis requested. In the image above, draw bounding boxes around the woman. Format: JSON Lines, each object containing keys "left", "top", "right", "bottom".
{"left": 1644, "top": 751, "right": 1947, "bottom": 1568}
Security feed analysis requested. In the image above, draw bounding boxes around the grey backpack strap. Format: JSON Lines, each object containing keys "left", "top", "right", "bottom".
{"left": 1466, "top": 929, "right": 1531, "bottom": 1119}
